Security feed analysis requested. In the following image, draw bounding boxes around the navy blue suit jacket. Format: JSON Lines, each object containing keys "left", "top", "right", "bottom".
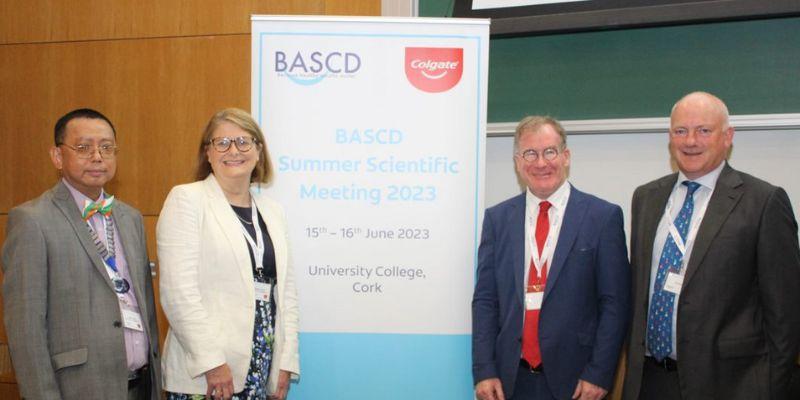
{"left": 472, "top": 186, "right": 631, "bottom": 399}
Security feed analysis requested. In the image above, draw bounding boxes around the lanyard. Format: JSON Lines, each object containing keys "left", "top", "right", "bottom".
{"left": 662, "top": 185, "right": 710, "bottom": 259}
{"left": 526, "top": 195, "right": 567, "bottom": 278}
{"left": 85, "top": 215, "right": 117, "bottom": 271}
{"left": 239, "top": 197, "right": 265, "bottom": 272}
{"left": 85, "top": 215, "right": 130, "bottom": 297}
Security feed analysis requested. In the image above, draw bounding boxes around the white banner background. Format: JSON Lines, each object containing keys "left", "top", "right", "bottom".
{"left": 252, "top": 16, "right": 488, "bottom": 399}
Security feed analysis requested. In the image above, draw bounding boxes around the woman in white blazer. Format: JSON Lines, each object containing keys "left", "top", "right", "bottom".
{"left": 157, "top": 108, "right": 299, "bottom": 400}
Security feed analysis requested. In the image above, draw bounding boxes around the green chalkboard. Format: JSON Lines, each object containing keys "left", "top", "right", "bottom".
{"left": 420, "top": 2, "right": 800, "bottom": 122}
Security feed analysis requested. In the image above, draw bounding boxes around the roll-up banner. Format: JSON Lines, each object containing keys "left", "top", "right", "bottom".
{"left": 252, "top": 16, "right": 489, "bottom": 399}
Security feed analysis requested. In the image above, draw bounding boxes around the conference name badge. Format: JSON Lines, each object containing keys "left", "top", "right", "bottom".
{"left": 525, "top": 291, "right": 544, "bottom": 310}
{"left": 122, "top": 309, "right": 144, "bottom": 332}
{"left": 254, "top": 282, "right": 272, "bottom": 303}
{"left": 663, "top": 272, "right": 684, "bottom": 295}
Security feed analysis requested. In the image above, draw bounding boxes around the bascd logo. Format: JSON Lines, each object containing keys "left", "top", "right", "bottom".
{"left": 405, "top": 47, "right": 463, "bottom": 93}
{"left": 274, "top": 50, "right": 361, "bottom": 86}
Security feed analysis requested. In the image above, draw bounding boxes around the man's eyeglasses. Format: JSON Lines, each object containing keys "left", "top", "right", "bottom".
{"left": 59, "top": 143, "right": 118, "bottom": 159}
{"left": 207, "top": 136, "right": 259, "bottom": 153}
{"left": 516, "top": 147, "right": 561, "bottom": 162}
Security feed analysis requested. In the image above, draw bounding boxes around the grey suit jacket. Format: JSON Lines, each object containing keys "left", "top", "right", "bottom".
{"left": 2, "top": 181, "right": 162, "bottom": 399}
{"left": 623, "top": 165, "right": 800, "bottom": 399}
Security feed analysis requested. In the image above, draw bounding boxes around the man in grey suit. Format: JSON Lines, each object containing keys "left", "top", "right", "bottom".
{"left": 2, "top": 109, "right": 162, "bottom": 399}
{"left": 622, "top": 92, "right": 800, "bottom": 399}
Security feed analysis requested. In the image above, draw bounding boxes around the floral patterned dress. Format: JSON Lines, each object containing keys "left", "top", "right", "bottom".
{"left": 168, "top": 206, "right": 277, "bottom": 400}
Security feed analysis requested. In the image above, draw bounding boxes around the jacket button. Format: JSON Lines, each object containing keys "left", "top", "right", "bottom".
{"left": 113, "top": 321, "right": 122, "bottom": 328}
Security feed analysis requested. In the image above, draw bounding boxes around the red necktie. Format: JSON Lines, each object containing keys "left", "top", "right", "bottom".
{"left": 522, "top": 200, "right": 551, "bottom": 368}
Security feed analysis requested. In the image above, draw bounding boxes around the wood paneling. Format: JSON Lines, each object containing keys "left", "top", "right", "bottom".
{"left": 0, "top": 0, "right": 379, "bottom": 45}
{"left": 0, "top": 34, "right": 250, "bottom": 215}
{"left": 0, "top": 383, "right": 20, "bottom": 400}
{"left": 326, "top": 0, "right": 382, "bottom": 16}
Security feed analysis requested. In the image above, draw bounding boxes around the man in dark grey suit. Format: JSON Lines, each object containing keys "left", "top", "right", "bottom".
{"left": 622, "top": 92, "right": 800, "bottom": 399}
{"left": 2, "top": 109, "right": 162, "bottom": 399}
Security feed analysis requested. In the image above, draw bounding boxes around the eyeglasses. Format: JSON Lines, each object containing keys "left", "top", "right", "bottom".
{"left": 207, "top": 136, "right": 259, "bottom": 153}
{"left": 59, "top": 143, "right": 118, "bottom": 159}
{"left": 517, "top": 147, "right": 561, "bottom": 162}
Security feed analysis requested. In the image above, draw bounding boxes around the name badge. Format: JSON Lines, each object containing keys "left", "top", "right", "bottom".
{"left": 254, "top": 282, "right": 272, "bottom": 303}
{"left": 525, "top": 291, "right": 544, "bottom": 310}
{"left": 121, "top": 309, "right": 144, "bottom": 331}
{"left": 663, "top": 272, "right": 684, "bottom": 295}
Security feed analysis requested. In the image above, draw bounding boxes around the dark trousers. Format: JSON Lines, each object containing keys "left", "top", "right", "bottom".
{"left": 510, "top": 361, "right": 556, "bottom": 399}
{"left": 127, "top": 365, "right": 152, "bottom": 400}
{"left": 639, "top": 358, "right": 681, "bottom": 400}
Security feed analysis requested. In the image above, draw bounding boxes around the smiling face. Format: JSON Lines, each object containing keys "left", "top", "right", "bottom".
{"left": 514, "top": 124, "right": 570, "bottom": 199}
{"left": 50, "top": 117, "right": 117, "bottom": 199}
{"left": 669, "top": 93, "right": 734, "bottom": 180}
{"left": 206, "top": 121, "right": 261, "bottom": 184}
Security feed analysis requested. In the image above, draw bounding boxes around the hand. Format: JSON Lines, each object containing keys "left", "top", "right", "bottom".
{"left": 268, "top": 370, "right": 292, "bottom": 400}
{"left": 205, "top": 363, "right": 235, "bottom": 400}
{"left": 572, "top": 379, "right": 607, "bottom": 400}
{"left": 475, "top": 378, "right": 505, "bottom": 400}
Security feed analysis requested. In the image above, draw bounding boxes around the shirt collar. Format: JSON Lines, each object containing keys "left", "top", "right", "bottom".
{"left": 676, "top": 160, "right": 726, "bottom": 191}
{"left": 62, "top": 178, "right": 106, "bottom": 211}
{"left": 526, "top": 180, "right": 571, "bottom": 212}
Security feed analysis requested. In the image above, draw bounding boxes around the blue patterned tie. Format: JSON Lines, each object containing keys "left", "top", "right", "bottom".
{"left": 647, "top": 181, "right": 701, "bottom": 361}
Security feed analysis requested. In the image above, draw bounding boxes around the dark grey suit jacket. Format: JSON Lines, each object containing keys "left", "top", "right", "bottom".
{"left": 2, "top": 182, "right": 162, "bottom": 399}
{"left": 623, "top": 164, "right": 800, "bottom": 399}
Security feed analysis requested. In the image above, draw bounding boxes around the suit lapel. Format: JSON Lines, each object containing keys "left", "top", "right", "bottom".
{"left": 51, "top": 182, "right": 117, "bottom": 292}
{"left": 682, "top": 165, "right": 743, "bottom": 287}
{"left": 544, "top": 186, "right": 587, "bottom": 301}
{"left": 203, "top": 176, "right": 254, "bottom": 293}
{"left": 508, "top": 194, "right": 526, "bottom": 308}
{"left": 638, "top": 175, "right": 676, "bottom": 294}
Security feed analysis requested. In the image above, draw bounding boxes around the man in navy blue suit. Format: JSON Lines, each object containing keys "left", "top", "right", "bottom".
{"left": 472, "top": 116, "right": 630, "bottom": 400}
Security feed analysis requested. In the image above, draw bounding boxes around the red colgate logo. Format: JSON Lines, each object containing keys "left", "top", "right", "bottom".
{"left": 405, "top": 47, "right": 463, "bottom": 93}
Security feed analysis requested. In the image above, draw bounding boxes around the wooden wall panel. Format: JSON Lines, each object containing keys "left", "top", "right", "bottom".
{"left": 0, "top": 34, "right": 250, "bottom": 215}
{"left": 0, "top": 0, "right": 379, "bottom": 45}
{"left": 0, "top": 383, "right": 20, "bottom": 400}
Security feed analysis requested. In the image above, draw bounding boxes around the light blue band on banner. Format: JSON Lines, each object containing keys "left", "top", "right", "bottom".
{"left": 289, "top": 333, "right": 472, "bottom": 400}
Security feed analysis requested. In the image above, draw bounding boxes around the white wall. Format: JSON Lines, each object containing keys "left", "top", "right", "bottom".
{"left": 485, "top": 129, "right": 800, "bottom": 236}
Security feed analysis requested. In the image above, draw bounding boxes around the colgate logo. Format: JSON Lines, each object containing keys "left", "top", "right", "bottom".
{"left": 405, "top": 47, "right": 463, "bottom": 93}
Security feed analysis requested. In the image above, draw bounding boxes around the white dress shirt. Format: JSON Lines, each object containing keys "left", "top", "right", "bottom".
{"left": 522, "top": 181, "right": 571, "bottom": 324}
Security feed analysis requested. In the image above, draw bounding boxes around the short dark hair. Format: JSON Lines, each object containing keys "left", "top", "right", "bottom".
{"left": 54, "top": 108, "right": 116, "bottom": 146}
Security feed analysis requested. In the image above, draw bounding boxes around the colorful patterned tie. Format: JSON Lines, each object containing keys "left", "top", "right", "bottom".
{"left": 522, "top": 200, "right": 551, "bottom": 368}
{"left": 82, "top": 195, "right": 114, "bottom": 220}
{"left": 647, "top": 181, "right": 701, "bottom": 361}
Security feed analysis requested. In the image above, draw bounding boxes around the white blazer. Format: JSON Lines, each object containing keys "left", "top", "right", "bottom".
{"left": 157, "top": 174, "right": 300, "bottom": 394}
